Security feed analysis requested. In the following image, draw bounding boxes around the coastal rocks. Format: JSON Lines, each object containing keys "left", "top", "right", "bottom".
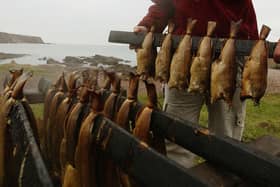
{"left": 60, "top": 54, "right": 135, "bottom": 74}
{"left": 46, "top": 58, "right": 62, "bottom": 65}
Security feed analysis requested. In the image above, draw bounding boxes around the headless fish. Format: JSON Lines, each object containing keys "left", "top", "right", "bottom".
{"left": 116, "top": 73, "right": 139, "bottom": 131}
{"left": 74, "top": 91, "right": 104, "bottom": 187}
{"left": 241, "top": 25, "right": 271, "bottom": 104}
{"left": 155, "top": 22, "right": 175, "bottom": 83}
{"left": 211, "top": 20, "right": 242, "bottom": 106}
{"left": 136, "top": 26, "right": 157, "bottom": 80}
{"left": 51, "top": 71, "right": 80, "bottom": 178}
{"left": 188, "top": 21, "right": 216, "bottom": 94}
{"left": 133, "top": 81, "right": 166, "bottom": 155}
{"left": 168, "top": 19, "right": 197, "bottom": 90}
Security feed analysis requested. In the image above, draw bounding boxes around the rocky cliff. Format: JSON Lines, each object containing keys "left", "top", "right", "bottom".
{"left": 0, "top": 32, "right": 44, "bottom": 43}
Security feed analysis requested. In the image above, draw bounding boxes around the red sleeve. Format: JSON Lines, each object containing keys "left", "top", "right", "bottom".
{"left": 138, "top": 0, "right": 173, "bottom": 33}
{"left": 241, "top": 0, "right": 259, "bottom": 39}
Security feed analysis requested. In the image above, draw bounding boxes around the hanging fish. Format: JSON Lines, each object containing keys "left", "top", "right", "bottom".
{"left": 116, "top": 73, "right": 139, "bottom": 131}
{"left": 155, "top": 21, "right": 175, "bottom": 83}
{"left": 0, "top": 71, "right": 33, "bottom": 187}
{"left": 74, "top": 91, "right": 104, "bottom": 187}
{"left": 63, "top": 85, "right": 91, "bottom": 167}
{"left": 103, "top": 72, "right": 121, "bottom": 121}
{"left": 46, "top": 73, "right": 68, "bottom": 177}
{"left": 51, "top": 71, "right": 80, "bottom": 179}
{"left": 62, "top": 164, "right": 81, "bottom": 187}
{"left": 241, "top": 25, "right": 271, "bottom": 104}
{"left": 211, "top": 20, "right": 242, "bottom": 105}
{"left": 2, "top": 68, "right": 23, "bottom": 95}
{"left": 168, "top": 18, "right": 197, "bottom": 90}
{"left": 188, "top": 21, "right": 217, "bottom": 94}
{"left": 133, "top": 81, "right": 166, "bottom": 155}
{"left": 42, "top": 74, "right": 65, "bottom": 160}
{"left": 115, "top": 73, "right": 139, "bottom": 187}
{"left": 136, "top": 25, "right": 157, "bottom": 80}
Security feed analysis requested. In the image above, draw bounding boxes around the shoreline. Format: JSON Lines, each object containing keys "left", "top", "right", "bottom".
{"left": 0, "top": 52, "right": 27, "bottom": 60}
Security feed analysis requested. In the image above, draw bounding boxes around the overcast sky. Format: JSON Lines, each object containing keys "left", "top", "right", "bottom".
{"left": 0, "top": 0, "right": 279, "bottom": 45}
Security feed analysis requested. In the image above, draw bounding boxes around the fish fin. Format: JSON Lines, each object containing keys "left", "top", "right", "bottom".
{"left": 259, "top": 25, "right": 271, "bottom": 40}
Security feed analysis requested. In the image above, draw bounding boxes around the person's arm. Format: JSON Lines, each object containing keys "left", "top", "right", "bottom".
{"left": 137, "top": 0, "right": 174, "bottom": 33}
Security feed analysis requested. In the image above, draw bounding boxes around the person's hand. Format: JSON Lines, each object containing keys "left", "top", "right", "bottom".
{"left": 273, "top": 39, "right": 280, "bottom": 63}
{"left": 129, "top": 26, "right": 148, "bottom": 51}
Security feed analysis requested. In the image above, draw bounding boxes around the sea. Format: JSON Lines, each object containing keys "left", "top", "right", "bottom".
{"left": 0, "top": 43, "right": 137, "bottom": 66}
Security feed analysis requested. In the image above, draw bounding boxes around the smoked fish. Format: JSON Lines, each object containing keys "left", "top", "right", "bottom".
{"left": 155, "top": 22, "right": 175, "bottom": 83}
{"left": 188, "top": 21, "right": 217, "bottom": 94}
{"left": 136, "top": 26, "right": 157, "bottom": 80}
{"left": 168, "top": 19, "right": 197, "bottom": 90}
{"left": 241, "top": 25, "right": 271, "bottom": 104}
{"left": 211, "top": 20, "right": 242, "bottom": 105}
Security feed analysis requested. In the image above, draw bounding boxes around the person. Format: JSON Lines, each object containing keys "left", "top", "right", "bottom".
{"left": 133, "top": 0, "right": 280, "bottom": 168}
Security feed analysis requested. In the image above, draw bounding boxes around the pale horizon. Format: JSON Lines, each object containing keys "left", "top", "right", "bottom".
{"left": 0, "top": 1, "right": 279, "bottom": 45}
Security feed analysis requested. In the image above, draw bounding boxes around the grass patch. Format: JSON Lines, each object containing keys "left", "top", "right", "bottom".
{"left": 28, "top": 93, "right": 280, "bottom": 141}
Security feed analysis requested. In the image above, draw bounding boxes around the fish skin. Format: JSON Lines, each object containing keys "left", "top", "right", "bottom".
{"left": 62, "top": 164, "right": 81, "bottom": 187}
{"left": 51, "top": 72, "right": 80, "bottom": 179}
{"left": 42, "top": 74, "right": 65, "bottom": 160}
{"left": 133, "top": 81, "right": 166, "bottom": 155}
{"left": 211, "top": 20, "right": 242, "bottom": 106}
{"left": 64, "top": 86, "right": 90, "bottom": 166}
{"left": 136, "top": 26, "right": 157, "bottom": 80}
{"left": 114, "top": 73, "right": 139, "bottom": 187}
{"left": 155, "top": 22, "right": 175, "bottom": 83}
{"left": 116, "top": 74, "right": 139, "bottom": 131}
{"left": 168, "top": 19, "right": 197, "bottom": 90}
{"left": 241, "top": 25, "right": 270, "bottom": 104}
{"left": 188, "top": 21, "right": 216, "bottom": 94}
{"left": 74, "top": 91, "right": 104, "bottom": 187}
{"left": 3, "top": 68, "right": 23, "bottom": 95}
{"left": 103, "top": 72, "right": 121, "bottom": 121}
{"left": 46, "top": 74, "right": 68, "bottom": 175}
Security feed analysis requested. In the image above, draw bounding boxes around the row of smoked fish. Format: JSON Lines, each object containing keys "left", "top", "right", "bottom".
{"left": 0, "top": 69, "right": 40, "bottom": 187}
{"left": 137, "top": 19, "right": 271, "bottom": 105}
{"left": 41, "top": 69, "right": 165, "bottom": 186}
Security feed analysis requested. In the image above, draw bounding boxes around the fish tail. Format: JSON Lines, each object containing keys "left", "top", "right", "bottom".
{"left": 206, "top": 21, "right": 217, "bottom": 37}
{"left": 230, "top": 20, "right": 242, "bottom": 38}
{"left": 259, "top": 25, "right": 271, "bottom": 40}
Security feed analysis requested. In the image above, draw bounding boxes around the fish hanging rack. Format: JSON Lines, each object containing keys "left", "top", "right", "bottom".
{"left": 108, "top": 30, "right": 277, "bottom": 58}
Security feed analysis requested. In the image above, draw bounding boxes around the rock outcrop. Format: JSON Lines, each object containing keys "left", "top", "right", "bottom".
{"left": 0, "top": 32, "right": 44, "bottom": 43}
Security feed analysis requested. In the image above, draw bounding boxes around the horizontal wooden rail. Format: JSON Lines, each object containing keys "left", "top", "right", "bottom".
{"left": 108, "top": 30, "right": 277, "bottom": 58}
{"left": 92, "top": 116, "right": 209, "bottom": 187}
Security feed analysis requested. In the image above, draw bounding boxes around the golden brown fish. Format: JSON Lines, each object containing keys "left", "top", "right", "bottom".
{"left": 74, "top": 91, "right": 103, "bottom": 187}
{"left": 62, "top": 164, "right": 81, "bottom": 187}
{"left": 211, "top": 20, "right": 242, "bottom": 105}
{"left": 116, "top": 73, "right": 139, "bottom": 131}
{"left": 103, "top": 72, "right": 121, "bottom": 121}
{"left": 136, "top": 26, "right": 157, "bottom": 80}
{"left": 188, "top": 21, "right": 217, "bottom": 94}
{"left": 115, "top": 73, "right": 139, "bottom": 187}
{"left": 0, "top": 71, "right": 33, "bottom": 186}
{"left": 42, "top": 74, "right": 65, "bottom": 159}
{"left": 155, "top": 22, "right": 175, "bottom": 83}
{"left": 2, "top": 68, "right": 23, "bottom": 95}
{"left": 241, "top": 25, "right": 271, "bottom": 104}
{"left": 46, "top": 73, "right": 68, "bottom": 176}
{"left": 168, "top": 19, "right": 197, "bottom": 90}
{"left": 51, "top": 71, "right": 80, "bottom": 179}
{"left": 64, "top": 86, "right": 91, "bottom": 166}
{"left": 133, "top": 81, "right": 166, "bottom": 155}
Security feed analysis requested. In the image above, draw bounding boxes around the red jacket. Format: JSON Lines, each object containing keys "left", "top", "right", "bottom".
{"left": 138, "top": 0, "right": 259, "bottom": 39}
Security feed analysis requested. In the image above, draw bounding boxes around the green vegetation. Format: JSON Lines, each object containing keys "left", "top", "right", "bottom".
{"left": 30, "top": 93, "right": 280, "bottom": 141}
{"left": 198, "top": 94, "right": 280, "bottom": 142}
